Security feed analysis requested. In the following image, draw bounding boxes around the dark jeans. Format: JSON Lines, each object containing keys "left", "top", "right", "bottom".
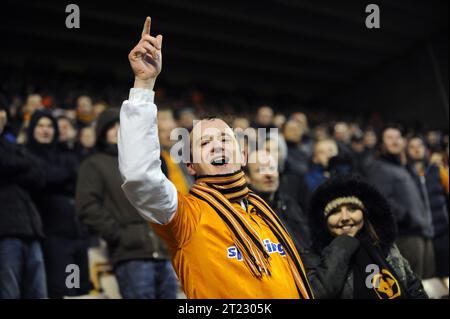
{"left": 42, "top": 235, "right": 91, "bottom": 298}
{"left": 396, "top": 236, "right": 435, "bottom": 279}
{"left": 114, "top": 260, "right": 178, "bottom": 299}
{"left": 0, "top": 238, "right": 47, "bottom": 299}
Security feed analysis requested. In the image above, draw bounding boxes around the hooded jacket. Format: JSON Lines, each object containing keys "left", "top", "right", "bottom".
{"left": 26, "top": 110, "right": 84, "bottom": 238}
{"left": 307, "top": 176, "right": 427, "bottom": 299}
{"left": 76, "top": 108, "right": 169, "bottom": 265}
{"left": 0, "top": 117, "right": 44, "bottom": 239}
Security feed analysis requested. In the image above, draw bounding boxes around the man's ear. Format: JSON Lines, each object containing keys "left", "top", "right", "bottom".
{"left": 186, "top": 163, "right": 197, "bottom": 176}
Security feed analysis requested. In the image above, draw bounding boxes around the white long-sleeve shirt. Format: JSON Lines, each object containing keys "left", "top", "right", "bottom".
{"left": 118, "top": 88, "right": 178, "bottom": 225}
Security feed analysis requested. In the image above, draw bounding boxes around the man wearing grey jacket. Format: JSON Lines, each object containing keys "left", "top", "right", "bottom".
{"left": 76, "top": 108, "right": 178, "bottom": 298}
{"left": 365, "top": 126, "right": 435, "bottom": 279}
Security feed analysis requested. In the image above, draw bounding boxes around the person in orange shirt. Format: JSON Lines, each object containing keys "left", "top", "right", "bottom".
{"left": 118, "top": 17, "right": 313, "bottom": 299}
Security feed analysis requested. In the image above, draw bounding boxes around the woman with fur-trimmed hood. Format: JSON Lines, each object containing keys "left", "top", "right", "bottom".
{"left": 307, "top": 175, "right": 428, "bottom": 299}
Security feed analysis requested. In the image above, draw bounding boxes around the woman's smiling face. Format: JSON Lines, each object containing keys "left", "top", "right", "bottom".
{"left": 327, "top": 203, "right": 364, "bottom": 237}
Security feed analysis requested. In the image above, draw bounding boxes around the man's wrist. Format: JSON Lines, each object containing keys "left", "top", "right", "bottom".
{"left": 133, "top": 77, "right": 156, "bottom": 90}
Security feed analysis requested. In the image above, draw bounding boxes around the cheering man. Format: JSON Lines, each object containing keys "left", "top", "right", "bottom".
{"left": 118, "top": 17, "right": 313, "bottom": 299}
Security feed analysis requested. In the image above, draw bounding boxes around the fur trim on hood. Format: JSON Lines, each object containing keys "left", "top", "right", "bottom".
{"left": 308, "top": 175, "right": 397, "bottom": 253}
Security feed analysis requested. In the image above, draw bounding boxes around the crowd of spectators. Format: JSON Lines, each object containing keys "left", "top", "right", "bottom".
{"left": 0, "top": 69, "right": 448, "bottom": 298}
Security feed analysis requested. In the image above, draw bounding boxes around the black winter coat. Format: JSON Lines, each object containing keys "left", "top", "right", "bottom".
{"left": 26, "top": 111, "right": 85, "bottom": 238}
{"left": 262, "top": 190, "right": 312, "bottom": 251}
{"left": 0, "top": 137, "right": 44, "bottom": 239}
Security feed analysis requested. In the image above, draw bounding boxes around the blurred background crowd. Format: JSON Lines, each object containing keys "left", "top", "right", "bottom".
{"left": 0, "top": 70, "right": 448, "bottom": 298}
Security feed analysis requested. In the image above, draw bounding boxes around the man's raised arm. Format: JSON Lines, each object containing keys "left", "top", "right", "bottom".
{"left": 118, "top": 17, "right": 177, "bottom": 224}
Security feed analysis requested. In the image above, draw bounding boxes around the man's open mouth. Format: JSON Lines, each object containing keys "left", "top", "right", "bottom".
{"left": 211, "top": 156, "right": 230, "bottom": 166}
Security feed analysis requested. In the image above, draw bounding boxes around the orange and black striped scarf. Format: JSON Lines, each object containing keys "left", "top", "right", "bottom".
{"left": 190, "top": 170, "right": 314, "bottom": 299}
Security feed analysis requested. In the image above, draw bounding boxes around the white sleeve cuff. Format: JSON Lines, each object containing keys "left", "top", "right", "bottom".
{"left": 128, "top": 88, "right": 155, "bottom": 103}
